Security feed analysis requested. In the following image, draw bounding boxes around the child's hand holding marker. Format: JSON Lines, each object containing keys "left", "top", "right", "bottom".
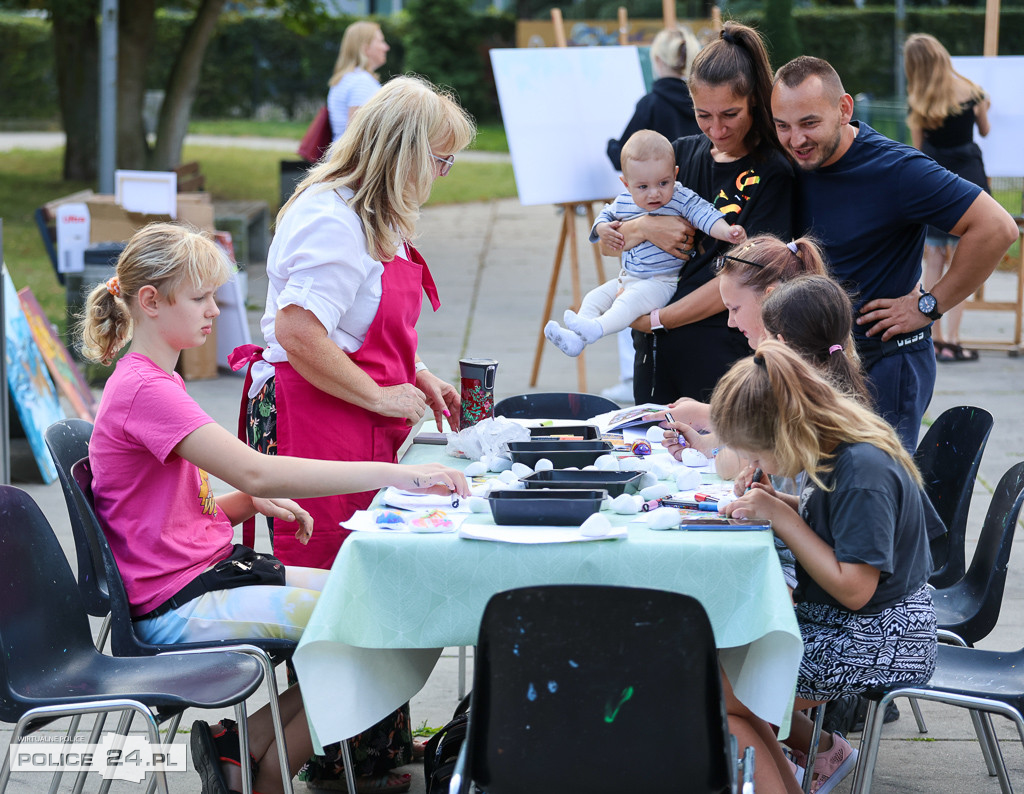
{"left": 734, "top": 465, "right": 774, "bottom": 497}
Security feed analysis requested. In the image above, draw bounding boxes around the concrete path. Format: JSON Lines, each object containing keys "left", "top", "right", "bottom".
{"left": 1, "top": 184, "right": 1022, "bottom": 792}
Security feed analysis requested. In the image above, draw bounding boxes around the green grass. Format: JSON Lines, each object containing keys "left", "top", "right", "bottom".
{"left": 0, "top": 143, "right": 516, "bottom": 336}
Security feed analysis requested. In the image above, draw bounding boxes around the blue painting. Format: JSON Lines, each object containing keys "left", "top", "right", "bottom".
{"left": 3, "top": 267, "right": 63, "bottom": 483}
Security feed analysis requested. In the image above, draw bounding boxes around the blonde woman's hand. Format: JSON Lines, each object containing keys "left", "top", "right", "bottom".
{"left": 399, "top": 463, "right": 470, "bottom": 498}
{"left": 374, "top": 383, "right": 428, "bottom": 425}
{"left": 251, "top": 497, "right": 314, "bottom": 545}
{"left": 733, "top": 465, "right": 777, "bottom": 498}
{"left": 415, "top": 369, "right": 461, "bottom": 432}
{"left": 721, "top": 486, "right": 784, "bottom": 523}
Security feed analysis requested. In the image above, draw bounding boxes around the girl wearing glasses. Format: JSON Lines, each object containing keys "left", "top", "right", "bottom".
{"left": 595, "top": 22, "right": 795, "bottom": 405}
{"left": 231, "top": 75, "right": 473, "bottom": 792}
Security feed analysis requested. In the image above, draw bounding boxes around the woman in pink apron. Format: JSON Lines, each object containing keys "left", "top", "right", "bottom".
{"left": 233, "top": 76, "right": 475, "bottom": 792}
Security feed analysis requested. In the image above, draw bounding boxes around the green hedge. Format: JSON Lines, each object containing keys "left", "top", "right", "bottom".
{"left": 2, "top": 7, "right": 1022, "bottom": 126}
{"left": 0, "top": 13, "right": 58, "bottom": 121}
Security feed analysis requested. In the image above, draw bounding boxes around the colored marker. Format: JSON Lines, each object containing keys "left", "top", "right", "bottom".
{"left": 745, "top": 468, "right": 764, "bottom": 494}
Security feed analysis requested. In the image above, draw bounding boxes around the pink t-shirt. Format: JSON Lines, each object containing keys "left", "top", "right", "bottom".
{"left": 90, "top": 353, "right": 234, "bottom": 616}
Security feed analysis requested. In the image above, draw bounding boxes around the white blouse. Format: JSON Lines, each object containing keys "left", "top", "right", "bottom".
{"left": 249, "top": 186, "right": 391, "bottom": 397}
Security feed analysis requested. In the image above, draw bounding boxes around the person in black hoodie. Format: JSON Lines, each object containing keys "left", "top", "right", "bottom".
{"left": 606, "top": 24, "right": 702, "bottom": 171}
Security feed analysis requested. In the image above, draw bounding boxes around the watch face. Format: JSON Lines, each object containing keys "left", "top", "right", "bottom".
{"left": 919, "top": 293, "right": 937, "bottom": 315}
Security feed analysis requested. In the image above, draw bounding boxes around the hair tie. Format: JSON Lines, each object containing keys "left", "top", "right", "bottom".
{"left": 721, "top": 31, "right": 737, "bottom": 44}
{"left": 828, "top": 344, "right": 843, "bottom": 355}
{"left": 787, "top": 241, "right": 799, "bottom": 254}
{"left": 106, "top": 276, "right": 122, "bottom": 298}
{"left": 753, "top": 353, "right": 766, "bottom": 368}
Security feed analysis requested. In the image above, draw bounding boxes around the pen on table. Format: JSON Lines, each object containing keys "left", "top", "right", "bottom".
{"left": 694, "top": 493, "right": 719, "bottom": 503}
{"left": 745, "top": 468, "right": 764, "bottom": 494}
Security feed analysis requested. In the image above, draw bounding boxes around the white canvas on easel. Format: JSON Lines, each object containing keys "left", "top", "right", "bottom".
{"left": 490, "top": 46, "right": 647, "bottom": 205}
{"left": 951, "top": 56, "right": 1024, "bottom": 178}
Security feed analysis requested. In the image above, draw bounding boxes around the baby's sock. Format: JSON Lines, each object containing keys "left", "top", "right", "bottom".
{"left": 564, "top": 310, "right": 603, "bottom": 344}
{"left": 544, "top": 321, "right": 586, "bottom": 357}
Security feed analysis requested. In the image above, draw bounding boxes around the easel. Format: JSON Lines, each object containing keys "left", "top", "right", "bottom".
{"left": 528, "top": 7, "right": 610, "bottom": 392}
{"left": 953, "top": 8, "right": 1024, "bottom": 354}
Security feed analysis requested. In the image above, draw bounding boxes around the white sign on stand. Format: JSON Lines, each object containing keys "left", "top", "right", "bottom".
{"left": 951, "top": 56, "right": 1024, "bottom": 178}
{"left": 490, "top": 46, "right": 646, "bottom": 206}
{"left": 55, "top": 203, "right": 90, "bottom": 274}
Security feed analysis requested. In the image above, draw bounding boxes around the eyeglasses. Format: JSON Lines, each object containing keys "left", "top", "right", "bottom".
{"left": 431, "top": 153, "right": 455, "bottom": 177}
{"left": 713, "top": 253, "right": 766, "bottom": 273}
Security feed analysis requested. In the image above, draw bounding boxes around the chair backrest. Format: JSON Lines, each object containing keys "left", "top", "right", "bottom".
{"left": 467, "top": 585, "right": 733, "bottom": 794}
{"left": 44, "top": 419, "right": 111, "bottom": 617}
{"left": 492, "top": 392, "right": 620, "bottom": 420}
{"left": 937, "top": 460, "right": 1024, "bottom": 645}
{"left": 0, "top": 486, "right": 102, "bottom": 722}
{"left": 915, "top": 406, "right": 994, "bottom": 588}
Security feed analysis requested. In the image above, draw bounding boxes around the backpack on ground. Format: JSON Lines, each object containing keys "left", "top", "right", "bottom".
{"left": 424, "top": 694, "right": 471, "bottom": 794}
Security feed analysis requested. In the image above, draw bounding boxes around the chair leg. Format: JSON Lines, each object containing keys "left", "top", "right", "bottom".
{"left": 801, "top": 705, "right": 825, "bottom": 794}
{"left": 235, "top": 702, "right": 254, "bottom": 794}
{"left": 971, "top": 708, "right": 1002, "bottom": 777}
{"left": 98, "top": 712, "right": 136, "bottom": 794}
{"left": 72, "top": 710, "right": 112, "bottom": 794}
{"left": 849, "top": 697, "right": 885, "bottom": 794}
{"left": 340, "top": 737, "right": 360, "bottom": 794}
{"left": 458, "top": 646, "right": 467, "bottom": 701}
{"left": 145, "top": 713, "right": 183, "bottom": 794}
{"left": 908, "top": 697, "right": 928, "bottom": 732}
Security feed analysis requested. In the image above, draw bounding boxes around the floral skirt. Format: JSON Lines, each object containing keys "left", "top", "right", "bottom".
{"left": 247, "top": 377, "right": 413, "bottom": 777}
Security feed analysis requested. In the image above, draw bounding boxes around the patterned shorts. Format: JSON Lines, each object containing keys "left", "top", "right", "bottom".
{"left": 796, "top": 583, "right": 937, "bottom": 701}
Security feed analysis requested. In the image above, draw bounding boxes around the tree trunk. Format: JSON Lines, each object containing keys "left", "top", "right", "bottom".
{"left": 51, "top": 2, "right": 99, "bottom": 181}
{"left": 115, "top": 0, "right": 157, "bottom": 170}
{"left": 149, "top": 0, "right": 228, "bottom": 170}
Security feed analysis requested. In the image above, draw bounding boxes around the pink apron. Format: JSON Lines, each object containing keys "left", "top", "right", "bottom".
{"left": 233, "top": 245, "right": 440, "bottom": 570}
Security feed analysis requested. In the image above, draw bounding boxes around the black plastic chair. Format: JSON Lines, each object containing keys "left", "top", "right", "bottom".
{"left": 915, "top": 406, "right": 994, "bottom": 589}
{"left": 492, "top": 392, "right": 620, "bottom": 420}
{"left": 851, "top": 461, "right": 1024, "bottom": 794}
{"left": 932, "top": 460, "right": 1024, "bottom": 647}
{"left": 44, "top": 418, "right": 109, "bottom": 624}
{"left": 450, "top": 585, "right": 753, "bottom": 794}
{"left": 0, "top": 485, "right": 268, "bottom": 794}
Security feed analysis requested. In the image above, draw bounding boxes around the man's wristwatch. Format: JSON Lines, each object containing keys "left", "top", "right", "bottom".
{"left": 650, "top": 308, "right": 665, "bottom": 332}
{"left": 918, "top": 291, "right": 943, "bottom": 321}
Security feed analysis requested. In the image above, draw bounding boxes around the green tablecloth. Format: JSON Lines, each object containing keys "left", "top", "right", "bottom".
{"left": 293, "top": 440, "right": 802, "bottom": 747}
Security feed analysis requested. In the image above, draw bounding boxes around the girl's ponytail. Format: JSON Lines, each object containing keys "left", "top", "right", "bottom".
{"left": 80, "top": 279, "right": 133, "bottom": 366}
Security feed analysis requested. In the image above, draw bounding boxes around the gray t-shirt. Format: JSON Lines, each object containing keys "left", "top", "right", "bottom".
{"left": 795, "top": 442, "right": 933, "bottom": 612}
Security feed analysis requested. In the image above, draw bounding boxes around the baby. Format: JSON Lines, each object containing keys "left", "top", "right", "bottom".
{"left": 545, "top": 129, "right": 746, "bottom": 357}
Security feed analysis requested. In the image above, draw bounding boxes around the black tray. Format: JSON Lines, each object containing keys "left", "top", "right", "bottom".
{"left": 520, "top": 469, "right": 643, "bottom": 497}
{"left": 506, "top": 440, "right": 613, "bottom": 468}
{"left": 487, "top": 489, "right": 606, "bottom": 526}
{"left": 528, "top": 424, "right": 601, "bottom": 440}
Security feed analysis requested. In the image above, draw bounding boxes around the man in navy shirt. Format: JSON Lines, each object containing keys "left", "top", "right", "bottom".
{"left": 771, "top": 56, "right": 1017, "bottom": 451}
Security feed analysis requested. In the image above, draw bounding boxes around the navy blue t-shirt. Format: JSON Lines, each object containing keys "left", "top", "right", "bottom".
{"left": 794, "top": 123, "right": 980, "bottom": 330}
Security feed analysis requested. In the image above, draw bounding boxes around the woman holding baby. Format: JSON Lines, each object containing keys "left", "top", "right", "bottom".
{"left": 595, "top": 22, "right": 794, "bottom": 404}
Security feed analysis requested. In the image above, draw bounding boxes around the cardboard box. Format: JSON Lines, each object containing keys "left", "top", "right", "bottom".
{"left": 176, "top": 322, "right": 219, "bottom": 381}
{"left": 86, "top": 192, "right": 215, "bottom": 244}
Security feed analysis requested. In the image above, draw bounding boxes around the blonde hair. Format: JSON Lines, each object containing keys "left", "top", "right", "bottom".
{"left": 329, "top": 21, "right": 383, "bottom": 86}
{"left": 650, "top": 25, "right": 700, "bottom": 78}
{"left": 620, "top": 129, "right": 675, "bottom": 179}
{"left": 715, "top": 234, "right": 828, "bottom": 294}
{"left": 904, "top": 33, "right": 985, "bottom": 131}
{"left": 79, "top": 223, "right": 233, "bottom": 366}
{"left": 279, "top": 75, "right": 475, "bottom": 262}
{"left": 710, "top": 340, "right": 921, "bottom": 490}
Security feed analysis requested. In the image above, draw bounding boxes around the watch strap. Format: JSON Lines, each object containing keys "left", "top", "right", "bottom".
{"left": 650, "top": 308, "right": 665, "bottom": 331}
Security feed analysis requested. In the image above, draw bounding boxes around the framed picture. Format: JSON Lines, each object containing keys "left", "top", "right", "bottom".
{"left": 3, "top": 268, "right": 63, "bottom": 483}
{"left": 18, "top": 286, "right": 97, "bottom": 421}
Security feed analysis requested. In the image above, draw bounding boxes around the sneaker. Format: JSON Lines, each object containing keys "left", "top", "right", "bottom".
{"left": 600, "top": 379, "right": 635, "bottom": 404}
{"left": 810, "top": 732, "right": 859, "bottom": 794}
